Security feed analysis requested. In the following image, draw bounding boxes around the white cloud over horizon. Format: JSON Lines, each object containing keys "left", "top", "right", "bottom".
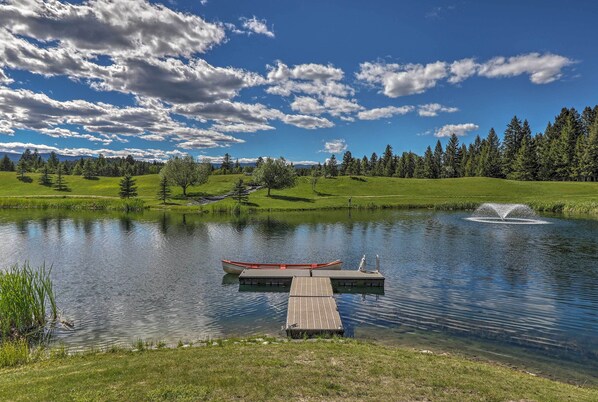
{"left": 434, "top": 123, "right": 479, "bottom": 137}
{"left": 356, "top": 53, "right": 575, "bottom": 98}
{"left": 320, "top": 139, "right": 347, "bottom": 154}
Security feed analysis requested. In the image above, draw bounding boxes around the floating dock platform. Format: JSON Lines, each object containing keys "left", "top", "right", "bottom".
{"left": 237, "top": 269, "right": 385, "bottom": 338}
{"left": 285, "top": 277, "right": 343, "bottom": 338}
{"left": 238, "top": 269, "right": 384, "bottom": 287}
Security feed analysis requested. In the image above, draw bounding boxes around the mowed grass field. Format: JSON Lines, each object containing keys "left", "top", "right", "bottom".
{"left": 1, "top": 171, "right": 597, "bottom": 213}
{"left": 1, "top": 340, "right": 597, "bottom": 401}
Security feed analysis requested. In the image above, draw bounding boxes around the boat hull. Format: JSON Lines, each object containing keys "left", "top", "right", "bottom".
{"left": 222, "top": 260, "right": 342, "bottom": 275}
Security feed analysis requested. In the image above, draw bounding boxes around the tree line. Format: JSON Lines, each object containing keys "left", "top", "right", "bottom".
{"left": 0, "top": 150, "right": 162, "bottom": 177}
{"left": 317, "top": 105, "right": 598, "bottom": 181}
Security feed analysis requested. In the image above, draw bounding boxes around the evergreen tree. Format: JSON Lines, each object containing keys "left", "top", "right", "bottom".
{"left": 369, "top": 152, "right": 378, "bottom": 176}
{"left": 459, "top": 144, "right": 468, "bottom": 177}
{"left": 571, "top": 134, "right": 587, "bottom": 181}
{"left": 413, "top": 156, "right": 425, "bottom": 178}
{"left": 125, "top": 155, "right": 135, "bottom": 166}
{"left": 501, "top": 116, "right": 523, "bottom": 177}
{"left": 580, "top": 116, "right": 598, "bottom": 181}
{"left": 221, "top": 153, "right": 232, "bottom": 173}
{"left": 535, "top": 130, "right": 553, "bottom": 180}
{"left": 31, "top": 149, "right": 43, "bottom": 170}
{"left": 47, "top": 151, "right": 59, "bottom": 172}
{"left": 72, "top": 160, "right": 83, "bottom": 176}
{"left": 360, "top": 155, "right": 369, "bottom": 175}
{"left": 442, "top": 134, "right": 460, "bottom": 178}
{"left": 234, "top": 159, "right": 241, "bottom": 174}
{"left": 54, "top": 164, "right": 68, "bottom": 191}
{"left": 82, "top": 158, "right": 96, "bottom": 179}
{"left": 15, "top": 158, "right": 28, "bottom": 180}
{"left": 581, "top": 106, "right": 597, "bottom": 137}
{"left": 350, "top": 158, "right": 361, "bottom": 176}
{"left": 510, "top": 136, "right": 537, "bottom": 181}
{"left": 381, "top": 145, "right": 394, "bottom": 177}
{"left": 119, "top": 169, "right": 138, "bottom": 198}
{"left": 95, "top": 153, "right": 107, "bottom": 176}
{"left": 477, "top": 128, "right": 502, "bottom": 178}
{"left": 340, "top": 151, "right": 353, "bottom": 176}
{"left": 326, "top": 154, "right": 338, "bottom": 177}
{"left": 552, "top": 116, "right": 576, "bottom": 180}
{"left": 1, "top": 154, "right": 14, "bottom": 171}
{"left": 311, "top": 167, "right": 321, "bottom": 193}
{"left": 39, "top": 164, "right": 52, "bottom": 186}
{"left": 231, "top": 178, "right": 249, "bottom": 204}
{"left": 432, "top": 140, "right": 443, "bottom": 179}
{"left": 422, "top": 146, "right": 435, "bottom": 178}
{"left": 156, "top": 174, "right": 171, "bottom": 204}
{"left": 256, "top": 156, "right": 264, "bottom": 168}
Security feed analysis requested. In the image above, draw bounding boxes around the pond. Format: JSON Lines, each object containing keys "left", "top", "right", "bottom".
{"left": 0, "top": 209, "right": 597, "bottom": 382}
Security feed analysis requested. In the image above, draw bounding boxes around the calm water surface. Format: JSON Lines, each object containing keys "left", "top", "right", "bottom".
{"left": 1, "top": 209, "right": 597, "bottom": 379}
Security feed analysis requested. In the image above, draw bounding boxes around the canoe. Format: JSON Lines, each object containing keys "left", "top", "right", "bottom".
{"left": 222, "top": 259, "right": 343, "bottom": 275}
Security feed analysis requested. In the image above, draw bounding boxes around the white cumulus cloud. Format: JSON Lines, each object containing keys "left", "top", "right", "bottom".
{"left": 357, "top": 105, "right": 414, "bottom": 120}
{"left": 478, "top": 53, "right": 575, "bottom": 84}
{"left": 356, "top": 61, "right": 448, "bottom": 97}
{"left": 417, "top": 103, "right": 459, "bottom": 117}
{"left": 320, "top": 139, "right": 347, "bottom": 154}
{"left": 0, "top": 0, "right": 226, "bottom": 58}
{"left": 241, "top": 16, "right": 275, "bottom": 38}
{"left": 434, "top": 123, "right": 479, "bottom": 137}
{"left": 357, "top": 53, "right": 575, "bottom": 97}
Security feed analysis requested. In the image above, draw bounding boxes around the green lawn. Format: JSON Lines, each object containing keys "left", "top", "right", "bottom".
{"left": 1, "top": 340, "right": 596, "bottom": 401}
{"left": 1, "top": 171, "right": 597, "bottom": 214}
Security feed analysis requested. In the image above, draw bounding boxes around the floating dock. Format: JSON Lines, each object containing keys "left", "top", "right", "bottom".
{"left": 237, "top": 269, "right": 385, "bottom": 338}
{"left": 285, "top": 277, "right": 343, "bottom": 338}
{"left": 239, "top": 269, "right": 384, "bottom": 287}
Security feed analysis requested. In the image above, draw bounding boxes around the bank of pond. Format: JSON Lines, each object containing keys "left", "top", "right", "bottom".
{"left": 1, "top": 173, "right": 598, "bottom": 216}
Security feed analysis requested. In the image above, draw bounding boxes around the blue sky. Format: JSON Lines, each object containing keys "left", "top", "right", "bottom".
{"left": 0, "top": 0, "right": 596, "bottom": 163}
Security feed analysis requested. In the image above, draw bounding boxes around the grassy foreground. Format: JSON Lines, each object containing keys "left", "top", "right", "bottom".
{"left": 1, "top": 172, "right": 597, "bottom": 214}
{"left": 0, "top": 340, "right": 596, "bottom": 401}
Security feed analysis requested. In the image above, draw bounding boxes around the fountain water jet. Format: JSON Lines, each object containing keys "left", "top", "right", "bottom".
{"left": 466, "top": 203, "right": 549, "bottom": 225}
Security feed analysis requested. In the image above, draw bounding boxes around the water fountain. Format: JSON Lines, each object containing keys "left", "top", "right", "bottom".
{"left": 465, "top": 203, "right": 549, "bottom": 224}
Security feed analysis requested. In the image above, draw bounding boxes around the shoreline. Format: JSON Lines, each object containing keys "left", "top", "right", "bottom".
{"left": 1, "top": 195, "right": 597, "bottom": 217}
{"left": 1, "top": 338, "right": 596, "bottom": 401}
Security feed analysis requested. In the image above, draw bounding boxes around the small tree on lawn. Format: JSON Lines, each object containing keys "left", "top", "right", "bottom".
{"left": 161, "top": 155, "right": 210, "bottom": 197}
{"left": 311, "top": 167, "right": 321, "bottom": 193}
{"left": 54, "top": 164, "right": 68, "bottom": 191}
{"left": 15, "top": 158, "right": 28, "bottom": 181}
{"left": 231, "top": 178, "right": 248, "bottom": 204}
{"left": 119, "top": 169, "right": 138, "bottom": 199}
{"left": 156, "top": 173, "right": 171, "bottom": 204}
{"left": 252, "top": 157, "right": 297, "bottom": 197}
{"left": 39, "top": 164, "right": 52, "bottom": 186}
{"left": 81, "top": 158, "right": 96, "bottom": 179}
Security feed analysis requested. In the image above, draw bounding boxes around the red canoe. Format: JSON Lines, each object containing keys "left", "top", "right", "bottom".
{"left": 222, "top": 259, "right": 343, "bottom": 275}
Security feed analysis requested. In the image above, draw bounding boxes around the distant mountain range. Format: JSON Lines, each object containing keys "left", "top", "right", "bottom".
{"left": 0, "top": 152, "right": 316, "bottom": 169}
{"left": 0, "top": 152, "right": 85, "bottom": 162}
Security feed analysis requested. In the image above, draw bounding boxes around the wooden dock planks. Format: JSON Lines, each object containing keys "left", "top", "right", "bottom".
{"left": 286, "top": 277, "right": 343, "bottom": 338}
{"left": 290, "top": 276, "right": 333, "bottom": 297}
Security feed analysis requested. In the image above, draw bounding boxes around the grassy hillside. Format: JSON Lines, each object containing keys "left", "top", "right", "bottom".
{"left": 1, "top": 172, "right": 597, "bottom": 214}
{"left": 1, "top": 340, "right": 596, "bottom": 401}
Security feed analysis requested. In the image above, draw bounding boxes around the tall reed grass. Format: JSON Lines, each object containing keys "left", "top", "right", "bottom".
{"left": 0, "top": 262, "right": 57, "bottom": 341}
